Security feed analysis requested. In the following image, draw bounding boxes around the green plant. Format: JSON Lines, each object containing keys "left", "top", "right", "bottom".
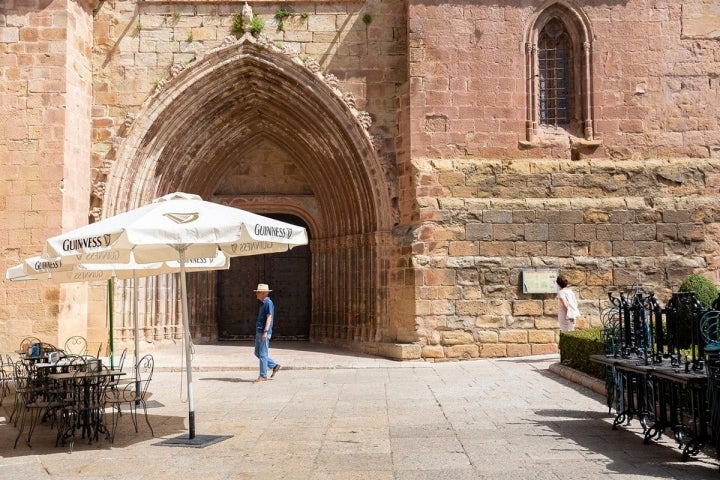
{"left": 559, "top": 327, "right": 606, "bottom": 380}
{"left": 679, "top": 274, "right": 719, "bottom": 308}
{"left": 136, "top": 21, "right": 143, "bottom": 31}
{"left": 232, "top": 12, "right": 264, "bottom": 37}
{"left": 275, "top": 7, "right": 293, "bottom": 31}
{"left": 300, "top": 12, "right": 309, "bottom": 20}
{"left": 172, "top": 11, "right": 181, "bottom": 20}
{"left": 250, "top": 15, "right": 264, "bottom": 37}
{"left": 187, "top": 31, "right": 193, "bottom": 42}
{"left": 232, "top": 12, "right": 244, "bottom": 34}
{"left": 362, "top": 13, "right": 372, "bottom": 25}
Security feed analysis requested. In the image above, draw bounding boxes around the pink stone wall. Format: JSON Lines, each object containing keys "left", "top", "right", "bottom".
{"left": 407, "top": 0, "right": 719, "bottom": 160}
{"left": 0, "top": 0, "right": 95, "bottom": 352}
{"left": 406, "top": 0, "right": 720, "bottom": 359}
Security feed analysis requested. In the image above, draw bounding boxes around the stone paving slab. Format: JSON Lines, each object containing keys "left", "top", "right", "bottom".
{"left": 1, "top": 344, "right": 718, "bottom": 479}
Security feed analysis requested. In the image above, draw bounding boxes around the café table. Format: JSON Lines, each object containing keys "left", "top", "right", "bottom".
{"left": 48, "top": 367, "right": 125, "bottom": 451}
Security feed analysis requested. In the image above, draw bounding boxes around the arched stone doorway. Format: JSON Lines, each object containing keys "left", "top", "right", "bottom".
{"left": 103, "top": 35, "right": 397, "bottom": 352}
{"left": 218, "top": 214, "right": 311, "bottom": 341}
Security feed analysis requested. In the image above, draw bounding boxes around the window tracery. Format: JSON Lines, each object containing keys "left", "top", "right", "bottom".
{"left": 522, "top": 2, "right": 600, "bottom": 150}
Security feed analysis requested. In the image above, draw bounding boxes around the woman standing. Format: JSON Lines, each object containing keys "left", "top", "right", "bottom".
{"left": 556, "top": 275, "right": 580, "bottom": 332}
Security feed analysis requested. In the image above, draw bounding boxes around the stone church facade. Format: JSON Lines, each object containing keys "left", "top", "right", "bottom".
{"left": 1, "top": 0, "right": 719, "bottom": 359}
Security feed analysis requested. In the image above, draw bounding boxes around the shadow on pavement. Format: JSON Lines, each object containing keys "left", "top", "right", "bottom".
{"left": 0, "top": 404, "right": 186, "bottom": 457}
{"left": 532, "top": 410, "right": 719, "bottom": 477}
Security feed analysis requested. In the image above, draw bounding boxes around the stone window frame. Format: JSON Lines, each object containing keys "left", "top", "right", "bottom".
{"left": 538, "top": 18, "right": 572, "bottom": 129}
{"left": 521, "top": 1, "right": 601, "bottom": 149}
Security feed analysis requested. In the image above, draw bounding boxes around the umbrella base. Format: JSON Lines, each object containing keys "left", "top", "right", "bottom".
{"left": 154, "top": 434, "right": 233, "bottom": 448}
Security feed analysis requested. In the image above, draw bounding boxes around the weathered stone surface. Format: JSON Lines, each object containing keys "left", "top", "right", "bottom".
{"left": 507, "top": 343, "right": 532, "bottom": 357}
{"left": 421, "top": 345, "right": 445, "bottom": 358}
{"left": 528, "top": 330, "right": 555, "bottom": 344}
{"left": 682, "top": 1, "right": 720, "bottom": 38}
{"left": 379, "top": 343, "right": 422, "bottom": 360}
{"left": 2, "top": 0, "right": 720, "bottom": 362}
{"left": 531, "top": 343, "right": 559, "bottom": 355}
{"left": 441, "top": 330, "right": 474, "bottom": 346}
{"left": 479, "top": 343, "right": 507, "bottom": 358}
{"left": 446, "top": 344, "right": 480, "bottom": 359}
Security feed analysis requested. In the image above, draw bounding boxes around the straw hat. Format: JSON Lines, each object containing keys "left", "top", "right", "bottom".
{"left": 253, "top": 283, "right": 272, "bottom": 292}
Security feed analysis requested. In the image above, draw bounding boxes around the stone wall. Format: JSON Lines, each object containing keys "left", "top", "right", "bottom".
{"left": 401, "top": 0, "right": 720, "bottom": 359}
{"left": 2, "top": 0, "right": 720, "bottom": 359}
{"left": 0, "top": 0, "right": 96, "bottom": 352}
{"left": 407, "top": 0, "right": 719, "bottom": 160}
{"left": 90, "top": 0, "right": 405, "bottom": 215}
{"left": 410, "top": 157, "right": 720, "bottom": 359}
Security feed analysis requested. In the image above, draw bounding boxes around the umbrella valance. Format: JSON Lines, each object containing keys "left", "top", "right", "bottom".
{"left": 6, "top": 252, "right": 230, "bottom": 282}
{"left": 44, "top": 192, "right": 307, "bottom": 264}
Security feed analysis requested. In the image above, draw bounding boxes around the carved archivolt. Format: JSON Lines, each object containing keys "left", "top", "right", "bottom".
{"left": 97, "top": 5, "right": 395, "bottom": 226}
{"left": 150, "top": 32, "right": 374, "bottom": 139}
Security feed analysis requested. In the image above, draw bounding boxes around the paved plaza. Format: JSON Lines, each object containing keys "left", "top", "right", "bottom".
{"left": 1, "top": 342, "right": 718, "bottom": 479}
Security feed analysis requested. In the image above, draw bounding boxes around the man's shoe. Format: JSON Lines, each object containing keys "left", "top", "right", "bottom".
{"left": 253, "top": 376, "right": 267, "bottom": 383}
{"left": 271, "top": 365, "right": 282, "bottom": 378}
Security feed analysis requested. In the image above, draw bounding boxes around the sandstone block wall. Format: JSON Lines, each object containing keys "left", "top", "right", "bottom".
{"left": 2, "top": 0, "right": 720, "bottom": 360}
{"left": 408, "top": 157, "right": 720, "bottom": 359}
{"left": 0, "top": 0, "right": 96, "bottom": 352}
{"left": 90, "top": 0, "right": 405, "bottom": 215}
{"left": 400, "top": 0, "right": 720, "bottom": 359}
{"left": 407, "top": 0, "right": 720, "bottom": 160}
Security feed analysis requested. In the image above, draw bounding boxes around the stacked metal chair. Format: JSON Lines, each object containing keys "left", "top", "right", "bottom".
{"left": 700, "top": 297, "right": 720, "bottom": 461}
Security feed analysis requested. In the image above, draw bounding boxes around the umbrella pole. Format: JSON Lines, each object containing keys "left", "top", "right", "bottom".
{"left": 108, "top": 278, "right": 114, "bottom": 369}
{"left": 134, "top": 271, "right": 140, "bottom": 399}
{"left": 178, "top": 246, "right": 195, "bottom": 439}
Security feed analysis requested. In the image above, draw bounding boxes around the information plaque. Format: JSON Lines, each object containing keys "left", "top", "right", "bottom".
{"left": 522, "top": 269, "right": 559, "bottom": 294}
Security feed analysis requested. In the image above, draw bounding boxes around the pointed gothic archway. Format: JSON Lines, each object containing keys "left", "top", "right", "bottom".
{"left": 103, "top": 35, "right": 397, "bottom": 352}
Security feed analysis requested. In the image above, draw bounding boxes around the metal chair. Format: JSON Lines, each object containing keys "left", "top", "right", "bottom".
{"left": 105, "top": 354, "right": 154, "bottom": 442}
{"left": 63, "top": 336, "right": 88, "bottom": 356}
{"left": 0, "top": 354, "right": 11, "bottom": 406}
{"left": 107, "top": 348, "right": 128, "bottom": 394}
{"left": 56, "top": 365, "right": 112, "bottom": 451}
{"left": 11, "top": 359, "right": 66, "bottom": 448}
{"left": 9, "top": 360, "right": 40, "bottom": 427}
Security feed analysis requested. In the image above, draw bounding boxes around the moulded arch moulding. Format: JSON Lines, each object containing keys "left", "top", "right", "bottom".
{"left": 524, "top": 0, "right": 594, "bottom": 45}
{"left": 106, "top": 33, "right": 394, "bottom": 235}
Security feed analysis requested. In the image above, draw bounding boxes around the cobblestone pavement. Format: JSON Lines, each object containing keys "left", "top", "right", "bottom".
{"left": 1, "top": 342, "right": 718, "bottom": 479}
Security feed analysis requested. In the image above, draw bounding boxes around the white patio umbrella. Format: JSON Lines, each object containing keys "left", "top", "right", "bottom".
{"left": 6, "top": 252, "right": 230, "bottom": 367}
{"left": 40, "top": 192, "right": 309, "bottom": 441}
{"left": 7, "top": 253, "right": 229, "bottom": 283}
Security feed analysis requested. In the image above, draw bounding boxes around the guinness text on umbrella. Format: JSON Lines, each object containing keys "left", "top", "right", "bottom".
{"left": 254, "top": 224, "right": 295, "bottom": 239}
{"left": 62, "top": 235, "right": 111, "bottom": 252}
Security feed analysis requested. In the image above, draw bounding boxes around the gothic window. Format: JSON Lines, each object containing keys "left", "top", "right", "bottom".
{"left": 538, "top": 19, "right": 571, "bottom": 129}
{"left": 523, "top": 3, "right": 598, "bottom": 146}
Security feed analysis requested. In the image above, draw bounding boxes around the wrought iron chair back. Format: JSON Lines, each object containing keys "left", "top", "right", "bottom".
{"left": 700, "top": 310, "right": 720, "bottom": 353}
{"left": 105, "top": 354, "right": 155, "bottom": 443}
{"left": 63, "top": 336, "right": 88, "bottom": 356}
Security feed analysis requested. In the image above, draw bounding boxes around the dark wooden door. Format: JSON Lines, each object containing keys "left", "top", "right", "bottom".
{"left": 217, "top": 215, "right": 310, "bottom": 340}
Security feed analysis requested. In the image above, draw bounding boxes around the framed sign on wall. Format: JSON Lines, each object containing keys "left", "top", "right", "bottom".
{"left": 522, "top": 269, "right": 559, "bottom": 294}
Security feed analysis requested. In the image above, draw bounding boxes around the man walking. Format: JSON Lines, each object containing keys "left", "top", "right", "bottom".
{"left": 253, "top": 283, "right": 281, "bottom": 382}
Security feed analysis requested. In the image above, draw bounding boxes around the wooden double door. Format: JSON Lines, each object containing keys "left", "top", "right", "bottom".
{"left": 217, "top": 216, "right": 311, "bottom": 340}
